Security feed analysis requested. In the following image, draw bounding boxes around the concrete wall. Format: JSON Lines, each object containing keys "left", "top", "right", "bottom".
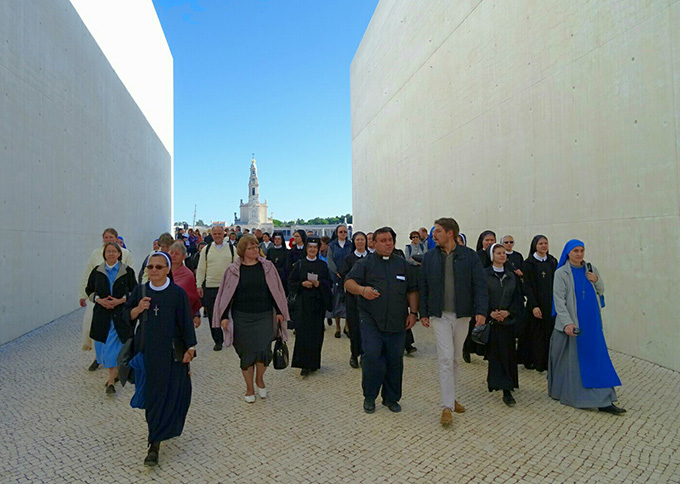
{"left": 0, "top": 1, "right": 173, "bottom": 345}
{"left": 351, "top": 0, "right": 680, "bottom": 370}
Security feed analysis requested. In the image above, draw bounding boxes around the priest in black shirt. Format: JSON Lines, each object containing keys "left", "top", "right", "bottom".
{"left": 345, "top": 227, "right": 419, "bottom": 414}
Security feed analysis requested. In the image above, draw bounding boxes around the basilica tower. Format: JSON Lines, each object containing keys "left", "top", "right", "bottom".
{"left": 235, "top": 155, "right": 274, "bottom": 232}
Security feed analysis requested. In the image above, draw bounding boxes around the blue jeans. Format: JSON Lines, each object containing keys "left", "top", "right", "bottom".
{"left": 360, "top": 317, "right": 406, "bottom": 404}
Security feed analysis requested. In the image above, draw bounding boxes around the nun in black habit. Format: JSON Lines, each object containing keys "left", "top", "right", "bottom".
{"left": 463, "top": 230, "right": 497, "bottom": 362}
{"left": 483, "top": 244, "right": 523, "bottom": 406}
{"left": 266, "top": 231, "right": 289, "bottom": 291}
{"left": 516, "top": 235, "right": 558, "bottom": 372}
{"left": 288, "top": 236, "right": 332, "bottom": 375}
{"left": 122, "top": 252, "right": 197, "bottom": 467}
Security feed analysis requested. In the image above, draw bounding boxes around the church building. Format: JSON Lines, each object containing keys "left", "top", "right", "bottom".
{"left": 234, "top": 156, "right": 274, "bottom": 233}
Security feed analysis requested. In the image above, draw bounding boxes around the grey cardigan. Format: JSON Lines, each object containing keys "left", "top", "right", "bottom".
{"left": 553, "top": 262, "right": 605, "bottom": 332}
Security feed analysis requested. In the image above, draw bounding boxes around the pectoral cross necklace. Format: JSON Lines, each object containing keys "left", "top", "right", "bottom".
{"left": 541, "top": 271, "right": 546, "bottom": 279}
{"left": 153, "top": 305, "right": 159, "bottom": 316}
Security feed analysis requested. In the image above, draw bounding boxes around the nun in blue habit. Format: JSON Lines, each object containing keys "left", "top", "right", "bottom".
{"left": 122, "top": 251, "right": 198, "bottom": 466}
{"left": 548, "top": 239, "right": 625, "bottom": 415}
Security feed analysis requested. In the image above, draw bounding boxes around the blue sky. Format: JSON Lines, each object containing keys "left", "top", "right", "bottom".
{"left": 151, "top": 0, "right": 379, "bottom": 225}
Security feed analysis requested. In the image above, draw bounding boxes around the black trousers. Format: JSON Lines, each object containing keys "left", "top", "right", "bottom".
{"left": 202, "top": 287, "right": 223, "bottom": 345}
{"left": 360, "top": 318, "right": 405, "bottom": 404}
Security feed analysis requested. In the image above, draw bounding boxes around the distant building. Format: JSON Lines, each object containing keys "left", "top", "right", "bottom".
{"left": 234, "top": 156, "right": 274, "bottom": 233}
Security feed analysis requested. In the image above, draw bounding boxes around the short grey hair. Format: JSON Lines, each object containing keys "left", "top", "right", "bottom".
{"left": 169, "top": 240, "right": 186, "bottom": 256}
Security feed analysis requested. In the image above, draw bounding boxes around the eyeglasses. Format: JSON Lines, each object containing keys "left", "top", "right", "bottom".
{"left": 147, "top": 264, "right": 167, "bottom": 270}
{"left": 410, "top": 235, "right": 419, "bottom": 239}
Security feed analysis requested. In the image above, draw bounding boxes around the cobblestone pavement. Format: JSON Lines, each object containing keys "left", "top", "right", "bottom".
{"left": 1, "top": 310, "right": 679, "bottom": 483}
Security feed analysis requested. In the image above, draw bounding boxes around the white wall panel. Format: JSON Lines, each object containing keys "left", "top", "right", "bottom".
{"left": 0, "top": 1, "right": 172, "bottom": 345}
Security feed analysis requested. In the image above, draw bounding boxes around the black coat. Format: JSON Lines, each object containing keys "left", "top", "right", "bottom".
{"left": 86, "top": 263, "right": 137, "bottom": 342}
{"left": 418, "top": 245, "right": 488, "bottom": 319}
{"left": 485, "top": 267, "right": 523, "bottom": 324}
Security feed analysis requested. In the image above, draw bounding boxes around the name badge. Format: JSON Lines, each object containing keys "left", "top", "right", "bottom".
{"left": 396, "top": 275, "right": 406, "bottom": 281}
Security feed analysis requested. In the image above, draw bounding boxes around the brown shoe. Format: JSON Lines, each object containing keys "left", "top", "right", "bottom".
{"left": 440, "top": 408, "right": 453, "bottom": 427}
{"left": 454, "top": 400, "right": 466, "bottom": 413}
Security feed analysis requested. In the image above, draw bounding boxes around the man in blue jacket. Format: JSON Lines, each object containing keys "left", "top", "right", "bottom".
{"left": 419, "top": 217, "right": 488, "bottom": 427}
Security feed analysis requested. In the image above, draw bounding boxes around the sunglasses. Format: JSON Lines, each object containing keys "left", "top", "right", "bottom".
{"left": 503, "top": 241, "right": 514, "bottom": 244}
{"left": 410, "top": 235, "right": 419, "bottom": 239}
{"left": 147, "top": 264, "right": 167, "bottom": 270}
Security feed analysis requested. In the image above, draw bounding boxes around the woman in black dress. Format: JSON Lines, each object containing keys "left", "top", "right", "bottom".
{"left": 288, "top": 236, "right": 332, "bottom": 376}
{"left": 266, "top": 231, "right": 289, "bottom": 291}
{"left": 517, "top": 235, "right": 558, "bottom": 372}
{"left": 481, "top": 244, "right": 523, "bottom": 406}
{"left": 338, "top": 231, "right": 368, "bottom": 369}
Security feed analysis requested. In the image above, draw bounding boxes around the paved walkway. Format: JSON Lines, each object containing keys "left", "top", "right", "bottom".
{"left": 1, "top": 309, "right": 679, "bottom": 483}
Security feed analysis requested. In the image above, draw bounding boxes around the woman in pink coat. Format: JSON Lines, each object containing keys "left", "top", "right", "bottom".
{"left": 213, "top": 235, "right": 289, "bottom": 403}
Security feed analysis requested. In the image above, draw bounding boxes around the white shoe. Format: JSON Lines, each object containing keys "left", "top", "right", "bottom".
{"left": 257, "top": 386, "right": 267, "bottom": 399}
{"left": 244, "top": 394, "right": 255, "bottom": 403}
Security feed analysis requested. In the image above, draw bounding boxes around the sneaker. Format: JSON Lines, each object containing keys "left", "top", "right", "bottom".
{"left": 88, "top": 359, "right": 99, "bottom": 371}
{"left": 454, "top": 400, "right": 466, "bottom": 413}
{"left": 440, "top": 408, "right": 453, "bottom": 427}
{"left": 382, "top": 401, "right": 402, "bottom": 413}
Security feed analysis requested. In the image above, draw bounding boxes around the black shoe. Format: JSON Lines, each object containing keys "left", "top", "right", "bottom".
{"left": 326, "top": 318, "right": 333, "bottom": 326}
{"left": 88, "top": 359, "right": 99, "bottom": 371}
{"left": 343, "top": 329, "right": 350, "bottom": 338}
{"left": 213, "top": 343, "right": 223, "bottom": 351}
{"left": 105, "top": 384, "right": 116, "bottom": 395}
{"left": 382, "top": 401, "right": 402, "bottom": 413}
{"left": 363, "top": 400, "right": 375, "bottom": 414}
{"left": 598, "top": 404, "right": 626, "bottom": 415}
{"left": 405, "top": 345, "right": 417, "bottom": 355}
{"left": 334, "top": 331, "right": 341, "bottom": 338}
{"left": 349, "top": 356, "right": 359, "bottom": 369}
{"left": 502, "top": 390, "right": 516, "bottom": 407}
{"left": 144, "top": 442, "right": 160, "bottom": 467}
{"left": 300, "top": 369, "right": 310, "bottom": 377}
{"left": 524, "top": 363, "right": 535, "bottom": 370}
{"left": 462, "top": 350, "right": 471, "bottom": 364}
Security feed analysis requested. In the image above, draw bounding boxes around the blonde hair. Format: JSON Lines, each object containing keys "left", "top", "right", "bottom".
{"left": 236, "top": 234, "right": 259, "bottom": 258}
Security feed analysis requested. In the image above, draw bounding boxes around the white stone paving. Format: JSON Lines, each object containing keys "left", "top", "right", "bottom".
{"left": 1, "top": 309, "right": 679, "bottom": 483}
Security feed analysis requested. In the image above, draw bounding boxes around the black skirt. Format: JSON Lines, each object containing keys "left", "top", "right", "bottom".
{"left": 232, "top": 310, "right": 276, "bottom": 370}
{"left": 485, "top": 322, "right": 519, "bottom": 391}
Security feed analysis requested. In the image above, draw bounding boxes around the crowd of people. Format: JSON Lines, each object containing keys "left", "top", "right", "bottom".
{"left": 78, "top": 220, "right": 625, "bottom": 466}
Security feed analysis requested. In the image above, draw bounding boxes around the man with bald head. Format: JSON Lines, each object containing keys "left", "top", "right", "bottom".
{"left": 196, "top": 225, "right": 235, "bottom": 350}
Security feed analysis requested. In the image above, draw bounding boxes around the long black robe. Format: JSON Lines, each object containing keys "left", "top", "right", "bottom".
{"left": 517, "top": 254, "right": 557, "bottom": 371}
{"left": 123, "top": 282, "right": 197, "bottom": 443}
{"left": 266, "top": 246, "right": 289, "bottom": 293}
{"left": 288, "top": 258, "right": 332, "bottom": 370}
{"left": 338, "top": 252, "right": 367, "bottom": 359}
{"left": 484, "top": 268, "right": 523, "bottom": 392}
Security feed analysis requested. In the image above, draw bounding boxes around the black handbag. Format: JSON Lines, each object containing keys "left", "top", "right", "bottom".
{"left": 117, "top": 337, "right": 135, "bottom": 386}
{"left": 471, "top": 322, "right": 491, "bottom": 345}
{"left": 273, "top": 337, "right": 289, "bottom": 370}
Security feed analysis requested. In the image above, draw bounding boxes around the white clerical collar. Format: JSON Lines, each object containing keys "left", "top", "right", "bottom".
{"left": 297, "top": 244, "right": 304, "bottom": 250}
{"left": 149, "top": 278, "right": 170, "bottom": 291}
{"left": 274, "top": 244, "right": 282, "bottom": 249}
{"left": 354, "top": 250, "right": 367, "bottom": 257}
{"left": 505, "top": 250, "right": 514, "bottom": 255}
{"left": 338, "top": 239, "right": 346, "bottom": 248}
{"left": 492, "top": 265, "right": 505, "bottom": 273}
{"left": 306, "top": 256, "right": 317, "bottom": 261}
{"left": 533, "top": 252, "right": 547, "bottom": 262}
